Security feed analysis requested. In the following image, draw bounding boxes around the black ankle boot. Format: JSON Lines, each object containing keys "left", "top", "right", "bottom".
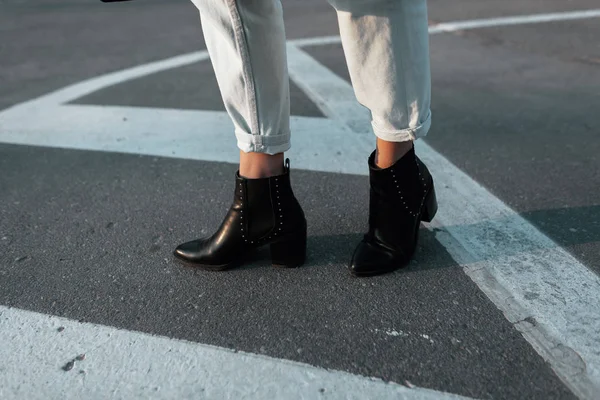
{"left": 174, "top": 160, "right": 307, "bottom": 270}
{"left": 349, "top": 148, "right": 437, "bottom": 276}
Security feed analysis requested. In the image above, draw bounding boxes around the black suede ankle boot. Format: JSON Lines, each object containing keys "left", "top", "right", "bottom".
{"left": 174, "top": 160, "right": 307, "bottom": 270}
{"left": 349, "top": 147, "right": 437, "bottom": 276}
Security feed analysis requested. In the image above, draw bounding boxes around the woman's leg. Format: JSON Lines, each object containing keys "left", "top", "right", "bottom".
{"left": 330, "top": 0, "right": 431, "bottom": 148}
{"left": 175, "top": 0, "right": 306, "bottom": 270}
{"left": 191, "top": 0, "right": 290, "bottom": 176}
{"left": 328, "top": 0, "right": 437, "bottom": 276}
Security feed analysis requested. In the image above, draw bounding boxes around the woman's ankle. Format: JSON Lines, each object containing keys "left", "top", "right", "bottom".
{"left": 374, "top": 138, "right": 414, "bottom": 169}
{"left": 239, "top": 151, "right": 285, "bottom": 179}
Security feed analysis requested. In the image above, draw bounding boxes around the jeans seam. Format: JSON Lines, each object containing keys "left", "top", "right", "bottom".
{"left": 226, "top": 0, "right": 260, "bottom": 136}
{"left": 394, "top": 21, "right": 411, "bottom": 130}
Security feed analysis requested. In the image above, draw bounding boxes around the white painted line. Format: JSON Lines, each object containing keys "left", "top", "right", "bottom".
{"left": 290, "top": 35, "right": 343, "bottom": 47}
{"left": 428, "top": 9, "right": 600, "bottom": 34}
{"left": 286, "top": 44, "right": 372, "bottom": 135}
{"left": 421, "top": 156, "right": 600, "bottom": 400}
{"left": 0, "top": 306, "right": 470, "bottom": 400}
{"left": 2, "top": 51, "right": 208, "bottom": 111}
{"left": 290, "top": 9, "right": 600, "bottom": 46}
{"left": 0, "top": 104, "right": 368, "bottom": 175}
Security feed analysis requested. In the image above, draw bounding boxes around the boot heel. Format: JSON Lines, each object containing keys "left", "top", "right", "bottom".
{"left": 421, "top": 186, "right": 438, "bottom": 223}
{"left": 270, "top": 230, "right": 307, "bottom": 268}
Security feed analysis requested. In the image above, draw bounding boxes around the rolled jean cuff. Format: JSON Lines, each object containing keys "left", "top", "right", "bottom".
{"left": 235, "top": 129, "right": 291, "bottom": 155}
{"left": 371, "top": 111, "right": 432, "bottom": 142}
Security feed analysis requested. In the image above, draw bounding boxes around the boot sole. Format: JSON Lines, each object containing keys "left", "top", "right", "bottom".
{"left": 173, "top": 228, "right": 307, "bottom": 271}
{"left": 173, "top": 252, "right": 237, "bottom": 271}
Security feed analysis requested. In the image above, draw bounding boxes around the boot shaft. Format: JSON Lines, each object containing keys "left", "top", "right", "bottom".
{"left": 368, "top": 147, "right": 431, "bottom": 211}
{"left": 366, "top": 148, "right": 433, "bottom": 252}
{"left": 235, "top": 162, "right": 306, "bottom": 241}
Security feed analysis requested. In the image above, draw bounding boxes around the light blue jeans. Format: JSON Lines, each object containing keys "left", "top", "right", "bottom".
{"left": 191, "top": 0, "right": 432, "bottom": 154}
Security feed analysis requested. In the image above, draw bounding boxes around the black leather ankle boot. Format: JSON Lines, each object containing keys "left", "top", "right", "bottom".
{"left": 174, "top": 160, "right": 307, "bottom": 270}
{"left": 349, "top": 147, "right": 437, "bottom": 276}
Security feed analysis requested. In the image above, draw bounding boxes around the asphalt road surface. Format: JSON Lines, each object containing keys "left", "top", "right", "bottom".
{"left": 1, "top": 0, "right": 600, "bottom": 399}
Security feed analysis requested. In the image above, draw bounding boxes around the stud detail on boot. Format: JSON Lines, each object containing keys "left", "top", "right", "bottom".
{"left": 349, "top": 147, "right": 437, "bottom": 277}
{"left": 174, "top": 159, "right": 307, "bottom": 271}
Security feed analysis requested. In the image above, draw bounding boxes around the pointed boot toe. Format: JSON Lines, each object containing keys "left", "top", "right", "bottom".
{"left": 173, "top": 238, "right": 231, "bottom": 270}
{"left": 349, "top": 238, "right": 406, "bottom": 277}
{"left": 173, "top": 239, "right": 202, "bottom": 260}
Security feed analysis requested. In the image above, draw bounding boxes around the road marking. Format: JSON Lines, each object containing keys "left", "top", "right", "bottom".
{"left": 291, "top": 35, "right": 343, "bottom": 48}
{"left": 2, "top": 7, "right": 600, "bottom": 400}
{"left": 0, "top": 104, "right": 368, "bottom": 175}
{"left": 4, "top": 52, "right": 209, "bottom": 111}
{"left": 290, "top": 9, "right": 600, "bottom": 46}
{"left": 286, "top": 44, "right": 372, "bottom": 135}
{"left": 428, "top": 9, "right": 600, "bottom": 34}
{"left": 0, "top": 306, "right": 469, "bottom": 400}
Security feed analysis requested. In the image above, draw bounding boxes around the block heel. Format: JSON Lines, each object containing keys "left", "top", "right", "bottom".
{"left": 420, "top": 186, "right": 438, "bottom": 223}
{"left": 270, "top": 229, "right": 307, "bottom": 268}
